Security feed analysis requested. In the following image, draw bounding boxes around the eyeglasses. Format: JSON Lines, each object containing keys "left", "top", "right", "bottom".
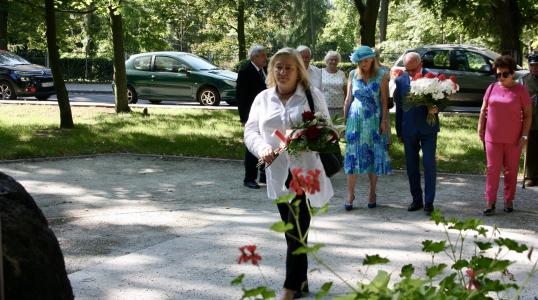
{"left": 496, "top": 71, "right": 512, "bottom": 79}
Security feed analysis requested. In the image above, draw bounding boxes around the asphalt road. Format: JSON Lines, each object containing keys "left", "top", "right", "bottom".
{"left": 11, "top": 92, "right": 481, "bottom": 113}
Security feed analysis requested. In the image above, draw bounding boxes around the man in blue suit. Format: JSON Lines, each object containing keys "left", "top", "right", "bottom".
{"left": 394, "top": 52, "right": 439, "bottom": 215}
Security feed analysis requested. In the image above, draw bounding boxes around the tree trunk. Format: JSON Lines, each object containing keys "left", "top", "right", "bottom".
{"left": 378, "top": 0, "right": 389, "bottom": 44}
{"left": 237, "top": 0, "right": 246, "bottom": 61}
{"left": 109, "top": 3, "right": 130, "bottom": 113}
{"left": 45, "top": 0, "right": 74, "bottom": 129}
{"left": 354, "top": 0, "right": 381, "bottom": 47}
{"left": 492, "top": 0, "right": 522, "bottom": 65}
{"left": 0, "top": 0, "right": 8, "bottom": 50}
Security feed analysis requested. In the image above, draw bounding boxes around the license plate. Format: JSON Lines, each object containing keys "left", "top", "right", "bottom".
{"left": 42, "top": 82, "right": 54, "bottom": 87}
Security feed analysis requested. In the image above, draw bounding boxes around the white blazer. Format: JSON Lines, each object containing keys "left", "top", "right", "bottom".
{"left": 244, "top": 85, "right": 334, "bottom": 207}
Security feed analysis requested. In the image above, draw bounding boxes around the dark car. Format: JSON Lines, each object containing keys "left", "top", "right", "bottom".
{"left": 0, "top": 50, "right": 55, "bottom": 100}
{"left": 125, "top": 52, "right": 237, "bottom": 106}
{"left": 390, "top": 44, "right": 528, "bottom": 105}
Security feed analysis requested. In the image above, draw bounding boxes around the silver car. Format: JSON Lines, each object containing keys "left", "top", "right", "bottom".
{"left": 390, "top": 44, "right": 528, "bottom": 104}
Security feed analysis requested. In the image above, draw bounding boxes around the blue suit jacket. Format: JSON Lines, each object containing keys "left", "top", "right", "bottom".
{"left": 394, "top": 70, "right": 440, "bottom": 137}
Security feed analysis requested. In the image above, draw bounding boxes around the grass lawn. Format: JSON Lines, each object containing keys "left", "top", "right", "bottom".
{"left": 0, "top": 104, "right": 506, "bottom": 174}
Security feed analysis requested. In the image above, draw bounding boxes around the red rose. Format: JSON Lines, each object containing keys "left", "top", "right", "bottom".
{"left": 304, "top": 126, "right": 321, "bottom": 140}
{"left": 425, "top": 72, "right": 436, "bottom": 79}
{"left": 437, "top": 74, "right": 447, "bottom": 81}
{"left": 302, "top": 111, "right": 315, "bottom": 121}
{"left": 412, "top": 73, "right": 423, "bottom": 81}
{"left": 449, "top": 75, "right": 457, "bottom": 83}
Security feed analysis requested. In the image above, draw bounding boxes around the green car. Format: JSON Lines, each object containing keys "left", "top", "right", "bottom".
{"left": 125, "top": 51, "right": 237, "bottom": 106}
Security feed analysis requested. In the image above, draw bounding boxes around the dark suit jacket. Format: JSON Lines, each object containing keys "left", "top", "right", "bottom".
{"left": 394, "top": 69, "right": 440, "bottom": 137}
{"left": 236, "top": 62, "right": 267, "bottom": 123}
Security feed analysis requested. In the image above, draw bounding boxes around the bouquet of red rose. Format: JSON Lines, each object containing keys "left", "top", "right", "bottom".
{"left": 257, "top": 111, "right": 340, "bottom": 167}
{"left": 404, "top": 73, "right": 459, "bottom": 125}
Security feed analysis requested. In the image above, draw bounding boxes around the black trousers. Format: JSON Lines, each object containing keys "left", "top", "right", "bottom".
{"left": 277, "top": 174, "right": 311, "bottom": 291}
{"left": 526, "top": 130, "right": 538, "bottom": 180}
{"left": 244, "top": 146, "right": 265, "bottom": 182}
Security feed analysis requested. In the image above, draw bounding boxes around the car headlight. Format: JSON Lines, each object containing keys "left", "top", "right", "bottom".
{"left": 224, "top": 79, "right": 236, "bottom": 88}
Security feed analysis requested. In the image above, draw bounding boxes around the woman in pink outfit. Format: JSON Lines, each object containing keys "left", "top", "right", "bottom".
{"left": 478, "top": 55, "right": 532, "bottom": 215}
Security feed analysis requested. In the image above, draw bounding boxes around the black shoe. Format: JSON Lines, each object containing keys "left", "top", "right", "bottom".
{"left": 483, "top": 208, "right": 495, "bottom": 216}
{"left": 408, "top": 202, "right": 424, "bottom": 211}
{"left": 424, "top": 204, "right": 434, "bottom": 215}
{"left": 259, "top": 176, "right": 266, "bottom": 184}
{"left": 243, "top": 181, "right": 260, "bottom": 189}
{"left": 503, "top": 207, "right": 514, "bottom": 213}
{"left": 293, "top": 281, "right": 309, "bottom": 299}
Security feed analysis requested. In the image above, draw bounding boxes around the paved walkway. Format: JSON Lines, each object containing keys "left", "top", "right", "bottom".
{"left": 66, "top": 83, "right": 112, "bottom": 94}
{"left": 1, "top": 154, "right": 537, "bottom": 299}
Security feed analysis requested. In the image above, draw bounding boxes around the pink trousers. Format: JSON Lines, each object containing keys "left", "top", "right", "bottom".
{"left": 485, "top": 141, "right": 522, "bottom": 205}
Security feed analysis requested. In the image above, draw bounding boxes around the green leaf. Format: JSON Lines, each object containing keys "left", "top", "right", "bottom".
{"left": 426, "top": 263, "right": 447, "bottom": 278}
{"left": 439, "top": 273, "right": 458, "bottom": 290}
{"left": 481, "top": 278, "right": 518, "bottom": 292}
{"left": 315, "top": 282, "right": 333, "bottom": 299}
{"left": 475, "top": 241, "right": 492, "bottom": 251}
{"left": 452, "top": 259, "right": 469, "bottom": 270}
{"left": 241, "top": 286, "right": 275, "bottom": 299}
{"left": 273, "top": 194, "right": 295, "bottom": 204}
{"left": 369, "top": 270, "right": 391, "bottom": 290}
{"left": 311, "top": 203, "right": 329, "bottom": 216}
{"left": 400, "top": 264, "right": 415, "bottom": 278}
{"left": 292, "top": 243, "right": 325, "bottom": 255}
{"left": 270, "top": 221, "right": 294, "bottom": 233}
{"left": 363, "top": 254, "right": 390, "bottom": 265}
{"left": 495, "top": 238, "right": 528, "bottom": 253}
{"left": 231, "top": 274, "right": 244, "bottom": 286}
{"left": 422, "top": 240, "right": 446, "bottom": 254}
{"left": 470, "top": 256, "right": 512, "bottom": 274}
{"left": 430, "top": 209, "right": 446, "bottom": 225}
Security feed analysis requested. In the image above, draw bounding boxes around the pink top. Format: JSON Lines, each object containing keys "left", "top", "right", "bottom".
{"left": 484, "top": 83, "right": 531, "bottom": 144}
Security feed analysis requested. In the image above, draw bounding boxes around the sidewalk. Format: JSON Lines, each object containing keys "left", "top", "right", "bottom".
{"left": 0, "top": 154, "right": 537, "bottom": 299}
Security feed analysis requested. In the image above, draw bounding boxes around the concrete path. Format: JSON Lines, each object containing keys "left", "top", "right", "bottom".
{"left": 1, "top": 154, "right": 537, "bottom": 299}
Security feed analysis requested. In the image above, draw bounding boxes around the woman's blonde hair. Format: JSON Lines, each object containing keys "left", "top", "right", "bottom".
{"left": 354, "top": 57, "right": 378, "bottom": 80}
{"left": 266, "top": 47, "right": 310, "bottom": 90}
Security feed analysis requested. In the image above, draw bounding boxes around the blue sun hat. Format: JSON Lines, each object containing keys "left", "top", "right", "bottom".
{"left": 350, "top": 45, "right": 375, "bottom": 64}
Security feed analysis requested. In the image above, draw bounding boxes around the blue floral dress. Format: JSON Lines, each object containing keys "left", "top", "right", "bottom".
{"left": 344, "top": 69, "right": 392, "bottom": 175}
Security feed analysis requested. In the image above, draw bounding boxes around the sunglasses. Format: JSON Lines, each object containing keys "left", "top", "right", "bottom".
{"left": 496, "top": 71, "right": 512, "bottom": 79}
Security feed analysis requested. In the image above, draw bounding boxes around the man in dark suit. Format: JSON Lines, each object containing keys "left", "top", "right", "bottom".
{"left": 394, "top": 52, "right": 440, "bottom": 215}
{"left": 237, "top": 44, "right": 267, "bottom": 189}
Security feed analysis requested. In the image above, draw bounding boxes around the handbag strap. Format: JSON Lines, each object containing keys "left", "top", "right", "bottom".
{"left": 305, "top": 87, "right": 315, "bottom": 113}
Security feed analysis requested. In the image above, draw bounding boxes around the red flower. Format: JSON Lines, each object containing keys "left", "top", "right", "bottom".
{"left": 238, "top": 245, "right": 262, "bottom": 265}
{"left": 425, "top": 72, "right": 436, "bottom": 79}
{"left": 437, "top": 74, "right": 447, "bottom": 81}
{"left": 289, "top": 168, "right": 321, "bottom": 195}
{"left": 392, "top": 68, "right": 404, "bottom": 78}
{"left": 412, "top": 73, "right": 423, "bottom": 81}
{"left": 465, "top": 268, "right": 480, "bottom": 290}
{"left": 304, "top": 126, "right": 321, "bottom": 140}
{"left": 449, "top": 75, "right": 457, "bottom": 83}
{"left": 302, "top": 111, "right": 315, "bottom": 121}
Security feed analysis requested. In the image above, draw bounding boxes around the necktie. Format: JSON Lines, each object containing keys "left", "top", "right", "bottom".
{"left": 259, "top": 69, "right": 265, "bottom": 80}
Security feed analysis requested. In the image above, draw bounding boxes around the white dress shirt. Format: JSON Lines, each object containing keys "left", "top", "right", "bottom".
{"left": 244, "top": 85, "right": 334, "bottom": 207}
{"left": 308, "top": 65, "right": 322, "bottom": 90}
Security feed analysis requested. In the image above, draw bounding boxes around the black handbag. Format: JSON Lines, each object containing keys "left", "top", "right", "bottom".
{"left": 305, "top": 88, "right": 343, "bottom": 177}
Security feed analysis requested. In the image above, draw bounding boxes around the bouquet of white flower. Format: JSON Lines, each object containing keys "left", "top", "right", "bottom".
{"left": 404, "top": 73, "right": 459, "bottom": 125}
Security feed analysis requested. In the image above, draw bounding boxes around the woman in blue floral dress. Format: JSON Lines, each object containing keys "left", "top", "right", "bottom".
{"left": 342, "top": 46, "right": 392, "bottom": 210}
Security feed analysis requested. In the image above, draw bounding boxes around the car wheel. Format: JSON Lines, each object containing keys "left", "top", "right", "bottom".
{"left": 36, "top": 95, "right": 50, "bottom": 101}
{"left": 149, "top": 100, "right": 162, "bottom": 104}
{"left": 197, "top": 87, "right": 220, "bottom": 106}
{"left": 0, "top": 80, "right": 17, "bottom": 100}
{"left": 127, "top": 86, "right": 138, "bottom": 104}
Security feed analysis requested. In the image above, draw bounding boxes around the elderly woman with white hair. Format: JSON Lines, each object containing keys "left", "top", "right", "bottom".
{"left": 321, "top": 50, "right": 347, "bottom": 118}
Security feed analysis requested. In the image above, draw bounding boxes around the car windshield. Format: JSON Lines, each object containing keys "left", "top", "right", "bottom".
{"left": 181, "top": 54, "right": 219, "bottom": 71}
{"left": 0, "top": 52, "right": 30, "bottom": 66}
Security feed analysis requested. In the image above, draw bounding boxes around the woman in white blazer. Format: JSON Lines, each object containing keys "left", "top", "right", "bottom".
{"left": 244, "top": 47, "right": 333, "bottom": 300}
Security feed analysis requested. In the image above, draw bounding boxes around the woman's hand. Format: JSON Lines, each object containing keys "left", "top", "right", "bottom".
{"left": 478, "top": 129, "right": 485, "bottom": 142}
{"left": 260, "top": 146, "right": 275, "bottom": 165}
{"left": 520, "top": 136, "right": 528, "bottom": 147}
{"left": 380, "top": 119, "right": 387, "bottom": 134}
